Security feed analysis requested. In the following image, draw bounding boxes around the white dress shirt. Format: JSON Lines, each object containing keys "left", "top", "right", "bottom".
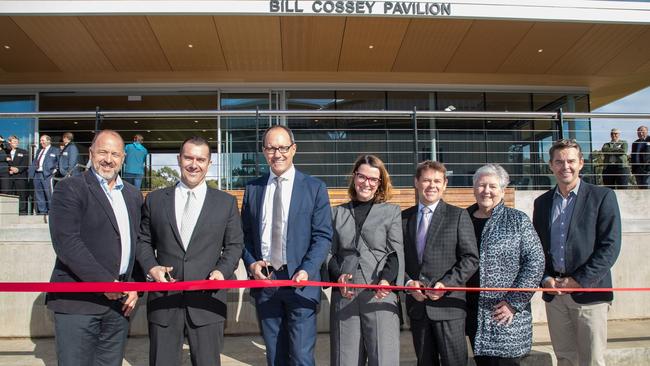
{"left": 261, "top": 165, "right": 295, "bottom": 265}
{"left": 92, "top": 169, "right": 131, "bottom": 275}
{"left": 175, "top": 180, "right": 207, "bottom": 249}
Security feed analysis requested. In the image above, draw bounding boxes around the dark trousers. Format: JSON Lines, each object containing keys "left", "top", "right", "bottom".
{"left": 53, "top": 309, "right": 129, "bottom": 366}
{"left": 410, "top": 316, "right": 468, "bottom": 366}
{"left": 474, "top": 356, "right": 522, "bottom": 366}
{"left": 33, "top": 172, "right": 53, "bottom": 213}
{"left": 255, "top": 268, "right": 318, "bottom": 366}
{"left": 148, "top": 307, "right": 224, "bottom": 366}
{"left": 602, "top": 166, "right": 629, "bottom": 189}
{"left": 8, "top": 176, "right": 28, "bottom": 214}
{"left": 0, "top": 173, "right": 10, "bottom": 194}
{"left": 633, "top": 172, "right": 649, "bottom": 188}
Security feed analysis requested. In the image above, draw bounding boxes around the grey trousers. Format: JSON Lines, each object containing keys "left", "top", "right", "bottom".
{"left": 330, "top": 289, "right": 400, "bottom": 366}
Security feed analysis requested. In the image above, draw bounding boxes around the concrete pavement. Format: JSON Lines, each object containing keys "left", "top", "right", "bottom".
{"left": 1, "top": 320, "right": 649, "bottom": 365}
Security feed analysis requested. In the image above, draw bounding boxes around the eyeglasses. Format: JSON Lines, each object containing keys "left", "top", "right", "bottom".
{"left": 354, "top": 172, "right": 381, "bottom": 186}
{"left": 263, "top": 144, "right": 294, "bottom": 155}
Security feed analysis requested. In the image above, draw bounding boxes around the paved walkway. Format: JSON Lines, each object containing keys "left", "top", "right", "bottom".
{"left": 1, "top": 320, "right": 649, "bottom": 365}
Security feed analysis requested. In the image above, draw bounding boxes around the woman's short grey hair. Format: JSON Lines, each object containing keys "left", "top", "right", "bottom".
{"left": 472, "top": 164, "right": 510, "bottom": 190}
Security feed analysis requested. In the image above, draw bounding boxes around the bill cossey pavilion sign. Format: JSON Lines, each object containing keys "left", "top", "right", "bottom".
{"left": 270, "top": 0, "right": 452, "bottom": 16}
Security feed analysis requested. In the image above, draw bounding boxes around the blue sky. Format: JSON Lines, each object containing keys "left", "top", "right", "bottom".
{"left": 592, "top": 86, "right": 650, "bottom": 150}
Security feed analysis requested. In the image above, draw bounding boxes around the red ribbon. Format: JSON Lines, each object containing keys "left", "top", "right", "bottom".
{"left": 0, "top": 280, "right": 648, "bottom": 293}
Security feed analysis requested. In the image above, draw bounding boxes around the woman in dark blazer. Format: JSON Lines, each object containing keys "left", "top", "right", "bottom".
{"left": 328, "top": 154, "right": 405, "bottom": 366}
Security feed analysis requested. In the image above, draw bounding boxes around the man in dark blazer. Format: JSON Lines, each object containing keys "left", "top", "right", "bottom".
{"left": 58, "top": 131, "right": 81, "bottom": 178}
{"left": 631, "top": 125, "right": 650, "bottom": 188}
{"left": 136, "top": 136, "right": 244, "bottom": 366}
{"left": 533, "top": 139, "right": 621, "bottom": 366}
{"left": 403, "top": 160, "right": 478, "bottom": 366}
{"left": 7, "top": 136, "right": 29, "bottom": 213}
{"left": 28, "top": 134, "right": 59, "bottom": 214}
{"left": 47, "top": 130, "right": 142, "bottom": 366}
{"left": 0, "top": 135, "right": 10, "bottom": 194}
{"left": 241, "top": 125, "right": 332, "bottom": 366}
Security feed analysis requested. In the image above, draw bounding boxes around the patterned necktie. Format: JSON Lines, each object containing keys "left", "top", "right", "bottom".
{"left": 36, "top": 148, "right": 46, "bottom": 170}
{"left": 180, "top": 190, "right": 196, "bottom": 250}
{"left": 416, "top": 206, "right": 431, "bottom": 263}
{"left": 270, "top": 177, "right": 284, "bottom": 269}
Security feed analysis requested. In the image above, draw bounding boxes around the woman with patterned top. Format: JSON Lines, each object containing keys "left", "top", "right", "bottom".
{"left": 328, "top": 154, "right": 405, "bottom": 366}
{"left": 466, "top": 164, "right": 544, "bottom": 366}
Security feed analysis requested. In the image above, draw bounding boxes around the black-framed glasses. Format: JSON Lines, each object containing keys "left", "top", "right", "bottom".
{"left": 263, "top": 144, "right": 294, "bottom": 155}
{"left": 354, "top": 172, "right": 381, "bottom": 187}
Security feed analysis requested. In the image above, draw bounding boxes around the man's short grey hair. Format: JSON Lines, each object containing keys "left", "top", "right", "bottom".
{"left": 472, "top": 164, "right": 510, "bottom": 190}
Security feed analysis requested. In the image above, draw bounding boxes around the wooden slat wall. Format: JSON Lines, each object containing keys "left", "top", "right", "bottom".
{"left": 222, "top": 187, "right": 515, "bottom": 211}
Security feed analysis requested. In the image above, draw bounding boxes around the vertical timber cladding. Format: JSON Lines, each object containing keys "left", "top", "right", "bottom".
{"left": 270, "top": 0, "right": 452, "bottom": 16}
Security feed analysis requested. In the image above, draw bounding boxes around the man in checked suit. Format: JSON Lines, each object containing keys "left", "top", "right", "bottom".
{"left": 241, "top": 125, "right": 333, "bottom": 366}
{"left": 403, "top": 160, "right": 478, "bottom": 366}
{"left": 533, "top": 139, "right": 621, "bottom": 366}
{"left": 47, "top": 130, "right": 142, "bottom": 366}
{"left": 136, "top": 136, "right": 244, "bottom": 366}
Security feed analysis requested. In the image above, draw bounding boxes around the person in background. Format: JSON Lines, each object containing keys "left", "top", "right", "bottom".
{"left": 28, "top": 134, "right": 59, "bottom": 216}
{"left": 58, "top": 132, "right": 81, "bottom": 178}
{"left": 123, "top": 134, "right": 148, "bottom": 190}
{"left": 328, "top": 154, "right": 404, "bottom": 366}
{"left": 631, "top": 125, "right": 650, "bottom": 188}
{"left": 533, "top": 139, "right": 621, "bottom": 366}
{"left": 601, "top": 128, "right": 629, "bottom": 189}
{"left": 0, "top": 135, "right": 10, "bottom": 194}
{"left": 7, "top": 135, "right": 30, "bottom": 214}
{"left": 466, "top": 164, "right": 544, "bottom": 366}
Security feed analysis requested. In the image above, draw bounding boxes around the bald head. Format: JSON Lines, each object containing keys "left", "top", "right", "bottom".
{"left": 90, "top": 130, "right": 125, "bottom": 185}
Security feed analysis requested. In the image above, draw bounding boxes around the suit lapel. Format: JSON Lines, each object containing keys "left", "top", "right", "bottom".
{"left": 85, "top": 172, "right": 119, "bottom": 234}
{"left": 287, "top": 171, "right": 303, "bottom": 231}
{"left": 164, "top": 187, "right": 184, "bottom": 250}
{"left": 424, "top": 200, "right": 446, "bottom": 253}
{"left": 566, "top": 182, "right": 589, "bottom": 245}
{"left": 185, "top": 188, "right": 212, "bottom": 253}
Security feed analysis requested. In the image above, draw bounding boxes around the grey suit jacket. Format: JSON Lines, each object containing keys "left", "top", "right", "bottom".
{"left": 328, "top": 202, "right": 405, "bottom": 286}
{"left": 403, "top": 200, "right": 479, "bottom": 321}
{"left": 136, "top": 185, "right": 244, "bottom": 327}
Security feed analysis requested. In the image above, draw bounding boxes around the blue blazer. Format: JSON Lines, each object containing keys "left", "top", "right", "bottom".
{"left": 241, "top": 169, "right": 333, "bottom": 302}
{"left": 29, "top": 146, "right": 59, "bottom": 179}
{"left": 58, "top": 143, "right": 81, "bottom": 177}
{"left": 532, "top": 181, "right": 621, "bottom": 304}
{"left": 46, "top": 170, "right": 143, "bottom": 314}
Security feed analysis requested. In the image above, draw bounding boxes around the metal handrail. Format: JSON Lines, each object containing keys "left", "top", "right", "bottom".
{"left": 2, "top": 110, "right": 650, "bottom": 120}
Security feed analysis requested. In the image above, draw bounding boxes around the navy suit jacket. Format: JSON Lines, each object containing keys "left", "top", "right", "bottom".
{"left": 241, "top": 169, "right": 333, "bottom": 302}
{"left": 46, "top": 170, "right": 143, "bottom": 314}
{"left": 29, "top": 146, "right": 59, "bottom": 179}
{"left": 532, "top": 181, "right": 621, "bottom": 304}
{"left": 58, "top": 143, "right": 81, "bottom": 177}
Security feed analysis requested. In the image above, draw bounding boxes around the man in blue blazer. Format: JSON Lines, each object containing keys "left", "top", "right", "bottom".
{"left": 533, "top": 139, "right": 621, "bottom": 366}
{"left": 28, "top": 134, "right": 59, "bottom": 214}
{"left": 241, "top": 125, "right": 333, "bottom": 366}
{"left": 47, "top": 130, "right": 143, "bottom": 366}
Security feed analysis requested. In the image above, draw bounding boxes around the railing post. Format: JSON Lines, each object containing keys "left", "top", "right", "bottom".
{"left": 412, "top": 106, "right": 418, "bottom": 170}
{"left": 255, "top": 106, "right": 260, "bottom": 177}
{"left": 95, "top": 106, "right": 102, "bottom": 132}
{"left": 556, "top": 107, "right": 564, "bottom": 139}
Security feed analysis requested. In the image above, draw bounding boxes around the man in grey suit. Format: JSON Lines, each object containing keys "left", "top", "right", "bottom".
{"left": 533, "top": 139, "right": 621, "bottom": 366}
{"left": 136, "top": 136, "right": 244, "bottom": 366}
{"left": 403, "top": 160, "right": 478, "bottom": 366}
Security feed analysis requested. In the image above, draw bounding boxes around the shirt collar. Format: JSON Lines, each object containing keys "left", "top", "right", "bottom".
{"left": 554, "top": 178, "right": 581, "bottom": 199}
{"left": 177, "top": 180, "right": 207, "bottom": 200}
{"left": 92, "top": 168, "right": 124, "bottom": 192}
{"left": 418, "top": 200, "right": 440, "bottom": 213}
{"left": 268, "top": 165, "right": 296, "bottom": 183}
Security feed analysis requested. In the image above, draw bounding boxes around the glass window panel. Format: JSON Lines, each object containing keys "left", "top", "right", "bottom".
{"left": 485, "top": 93, "right": 531, "bottom": 112}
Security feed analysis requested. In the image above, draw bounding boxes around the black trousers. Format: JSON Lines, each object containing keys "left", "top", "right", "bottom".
{"left": 148, "top": 307, "right": 224, "bottom": 366}
{"left": 8, "top": 176, "right": 28, "bottom": 214}
{"left": 53, "top": 308, "right": 129, "bottom": 366}
{"left": 602, "top": 166, "right": 629, "bottom": 189}
{"left": 0, "top": 174, "right": 10, "bottom": 194}
{"left": 410, "top": 316, "right": 468, "bottom": 366}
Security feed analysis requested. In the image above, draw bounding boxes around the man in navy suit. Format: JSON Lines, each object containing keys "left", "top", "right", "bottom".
{"left": 47, "top": 130, "right": 143, "bottom": 366}
{"left": 58, "top": 131, "right": 81, "bottom": 178}
{"left": 533, "top": 139, "right": 621, "bottom": 366}
{"left": 29, "top": 134, "right": 59, "bottom": 215}
{"left": 241, "top": 125, "right": 333, "bottom": 366}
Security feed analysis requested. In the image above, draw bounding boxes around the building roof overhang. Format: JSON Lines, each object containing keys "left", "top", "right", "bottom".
{"left": 2, "top": 1, "right": 650, "bottom": 108}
